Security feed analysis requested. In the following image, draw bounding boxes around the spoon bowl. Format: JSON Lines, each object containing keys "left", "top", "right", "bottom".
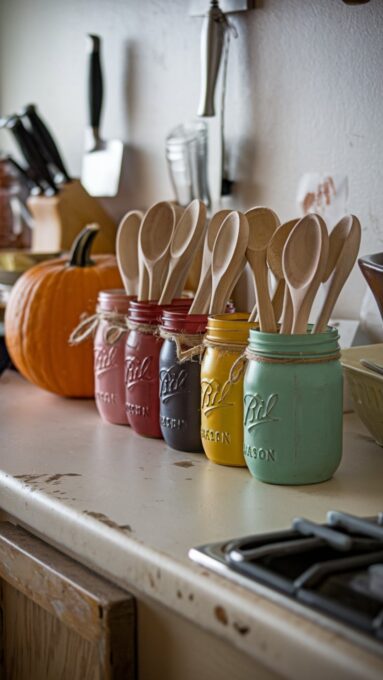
{"left": 267, "top": 218, "right": 299, "bottom": 330}
{"left": 246, "top": 207, "right": 279, "bottom": 329}
{"left": 189, "top": 209, "right": 231, "bottom": 314}
{"left": 283, "top": 214, "right": 329, "bottom": 334}
{"left": 285, "top": 225, "right": 323, "bottom": 289}
{"left": 209, "top": 211, "right": 249, "bottom": 314}
{"left": 159, "top": 199, "right": 207, "bottom": 304}
{"left": 139, "top": 201, "right": 176, "bottom": 300}
{"left": 116, "top": 210, "right": 143, "bottom": 295}
{"left": 314, "top": 214, "right": 361, "bottom": 333}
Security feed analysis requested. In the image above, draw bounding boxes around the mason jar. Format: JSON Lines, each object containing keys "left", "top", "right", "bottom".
{"left": 159, "top": 310, "right": 207, "bottom": 452}
{"left": 125, "top": 299, "right": 191, "bottom": 438}
{"left": 201, "top": 314, "right": 257, "bottom": 466}
{"left": 243, "top": 326, "right": 343, "bottom": 485}
{"left": 94, "top": 290, "right": 131, "bottom": 425}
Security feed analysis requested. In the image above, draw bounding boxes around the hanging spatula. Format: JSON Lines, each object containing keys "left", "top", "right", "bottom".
{"left": 81, "top": 34, "right": 124, "bottom": 197}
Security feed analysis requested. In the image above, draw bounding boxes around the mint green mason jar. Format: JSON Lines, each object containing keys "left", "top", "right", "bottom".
{"left": 243, "top": 327, "right": 342, "bottom": 485}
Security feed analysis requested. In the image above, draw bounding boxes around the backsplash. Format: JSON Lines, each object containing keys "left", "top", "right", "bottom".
{"left": 0, "top": 0, "right": 382, "bottom": 318}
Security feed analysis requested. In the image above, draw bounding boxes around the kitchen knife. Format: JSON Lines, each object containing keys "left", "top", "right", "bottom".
{"left": 5, "top": 116, "right": 58, "bottom": 195}
{"left": 20, "top": 104, "right": 71, "bottom": 182}
{"left": 81, "top": 34, "right": 123, "bottom": 196}
{"left": 5, "top": 154, "right": 42, "bottom": 194}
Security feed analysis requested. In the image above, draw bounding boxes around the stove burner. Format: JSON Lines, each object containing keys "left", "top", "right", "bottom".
{"left": 189, "top": 511, "right": 383, "bottom": 648}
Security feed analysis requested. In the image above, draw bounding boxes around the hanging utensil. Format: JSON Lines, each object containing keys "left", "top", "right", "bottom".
{"left": 198, "top": 1, "right": 228, "bottom": 117}
{"left": 267, "top": 218, "right": 299, "bottom": 333}
{"left": 138, "top": 202, "right": 176, "bottom": 301}
{"left": 209, "top": 211, "right": 249, "bottom": 314}
{"left": 81, "top": 34, "right": 124, "bottom": 197}
{"left": 188, "top": 209, "right": 231, "bottom": 314}
{"left": 246, "top": 207, "right": 279, "bottom": 329}
{"left": 116, "top": 210, "right": 143, "bottom": 296}
{"left": 159, "top": 199, "right": 207, "bottom": 305}
{"left": 313, "top": 215, "right": 361, "bottom": 333}
{"left": 282, "top": 214, "right": 329, "bottom": 334}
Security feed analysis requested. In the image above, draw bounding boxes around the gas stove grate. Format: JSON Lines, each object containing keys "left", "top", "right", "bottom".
{"left": 190, "top": 511, "right": 383, "bottom": 645}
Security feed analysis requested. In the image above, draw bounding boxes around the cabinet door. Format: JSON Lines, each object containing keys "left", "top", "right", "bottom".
{"left": 0, "top": 522, "right": 135, "bottom": 679}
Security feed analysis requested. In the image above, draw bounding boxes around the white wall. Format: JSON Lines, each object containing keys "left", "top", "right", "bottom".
{"left": 1, "top": 0, "right": 382, "bottom": 317}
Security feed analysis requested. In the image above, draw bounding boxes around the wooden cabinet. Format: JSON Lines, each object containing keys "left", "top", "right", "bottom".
{"left": 0, "top": 522, "right": 136, "bottom": 679}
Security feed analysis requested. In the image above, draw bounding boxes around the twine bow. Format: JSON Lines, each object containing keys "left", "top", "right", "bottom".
{"left": 159, "top": 329, "right": 205, "bottom": 364}
{"left": 69, "top": 308, "right": 128, "bottom": 346}
{"left": 202, "top": 337, "right": 249, "bottom": 385}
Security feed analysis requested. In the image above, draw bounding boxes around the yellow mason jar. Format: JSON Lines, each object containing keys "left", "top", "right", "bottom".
{"left": 201, "top": 314, "right": 257, "bottom": 466}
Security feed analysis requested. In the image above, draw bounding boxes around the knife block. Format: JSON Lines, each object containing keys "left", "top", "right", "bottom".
{"left": 27, "top": 180, "right": 117, "bottom": 253}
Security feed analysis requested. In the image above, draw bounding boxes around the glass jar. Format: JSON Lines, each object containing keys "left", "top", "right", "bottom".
{"left": 201, "top": 314, "right": 257, "bottom": 466}
{"left": 159, "top": 310, "right": 207, "bottom": 452}
{"left": 94, "top": 290, "right": 131, "bottom": 425}
{"left": 244, "top": 326, "right": 342, "bottom": 485}
{"left": 125, "top": 299, "right": 191, "bottom": 438}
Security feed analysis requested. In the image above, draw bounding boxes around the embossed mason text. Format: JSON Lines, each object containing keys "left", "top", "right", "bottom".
{"left": 159, "top": 366, "right": 188, "bottom": 402}
{"left": 201, "top": 378, "right": 234, "bottom": 416}
{"left": 125, "top": 356, "right": 154, "bottom": 390}
{"left": 244, "top": 393, "right": 279, "bottom": 430}
{"left": 94, "top": 346, "right": 118, "bottom": 375}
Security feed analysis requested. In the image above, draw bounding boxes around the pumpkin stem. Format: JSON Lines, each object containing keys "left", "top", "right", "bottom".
{"left": 68, "top": 224, "right": 100, "bottom": 267}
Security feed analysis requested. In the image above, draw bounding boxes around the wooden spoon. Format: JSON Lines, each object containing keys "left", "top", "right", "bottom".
{"left": 313, "top": 215, "right": 361, "bottom": 333}
{"left": 138, "top": 201, "right": 184, "bottom": 300}
{"left": 159, "top": 199, "right": 207, "bottom": 305}
{"left": 246, "top": 207, "right": 280, "bottom": 329}
{"left": 188, "top": 209, "right": 231, "bottom": 314}
{"left": 282, "top": 214, "right": 329, "bottom": 334}
{"left": 116, "top": 210, "right": 143, "bottom": 295}
{"left": 267, "top": 218, "right": 299, "bottom": 333}
{"left": 138, "top": 201, "right": 176, "bottom": 301}
{"left": 209, "top": 211, "right": 249, "bottom": 314}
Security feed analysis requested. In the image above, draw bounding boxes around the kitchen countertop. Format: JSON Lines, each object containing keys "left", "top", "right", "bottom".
{"left": 1, "top": 370, "right": 383, "bottom": 679}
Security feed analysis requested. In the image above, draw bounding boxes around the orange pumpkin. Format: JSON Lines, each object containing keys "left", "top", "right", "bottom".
{"left": 5, "top": 225, "right": 122, "bottom": 397}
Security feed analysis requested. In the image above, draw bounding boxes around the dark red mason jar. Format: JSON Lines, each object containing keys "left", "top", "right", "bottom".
{"left": 125, "top": 299, "right": 191, "bottom": 438}
{"left": 94, "top": 290, "right": 132, "bottom": 425}
{"left": 159, "top": 311, "right": 207, "bottom": 452}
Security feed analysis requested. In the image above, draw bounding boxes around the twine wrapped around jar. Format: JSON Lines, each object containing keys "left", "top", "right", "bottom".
{"left": 245, "top": 347, "right": 341, "bottom": 364}
{"left": 126, "top": 319, "right": 160, "bottom": 336}
{"left": 203, "top": 336, "right": 248, "bottom": 385}
{"left": 159, "top": 328, "right": 205, "bottom": 363}
{"left": 69, "top": 308, "right": 128, "bottom": 346}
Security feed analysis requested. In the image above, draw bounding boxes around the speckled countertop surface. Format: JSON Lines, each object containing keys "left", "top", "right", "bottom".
{"left": 1, "top": 370, "right": 383, "bottom": 679}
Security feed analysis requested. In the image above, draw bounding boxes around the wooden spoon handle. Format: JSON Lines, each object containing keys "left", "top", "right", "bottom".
{"left": 172, "top": 256, "right": 195, "bottom": 299}
{"left": 148, "top": 269, "right": 160, "bottom": 301}
{"left": 271, "top": 279, "right": 285, "bottom": 323}
{"left": 138, "top": 264, "right": 150, "bottom": 301}
{"left": 252, "top": 252, "right": 277, "bottom": 332}
{"left": 209, "top": 257, "right": 247, "bottom": 315}
{"left": 291, "top": 303, "right": 309, "bottom": 335}
{"left": 248, "top": 302, "right": 257, "bottom": 323}
{"left": 158, "top": 265, "right": 180, "bottom": 305}
{"left": 313, "top": 224, "right": 361, "bottom": 333}
{"left": 189, "top": 269, "right": 211, "bottom": 315}
{"left": 279, "top": 286, "right": 293, "bottom": 334}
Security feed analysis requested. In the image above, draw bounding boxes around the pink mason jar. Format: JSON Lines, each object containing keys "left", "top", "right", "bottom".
{"left": 125, "top": 299, "right": 191, "bottom": 438}
{"left": 94, "top": 290, "right": 131, "bottom": 425}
